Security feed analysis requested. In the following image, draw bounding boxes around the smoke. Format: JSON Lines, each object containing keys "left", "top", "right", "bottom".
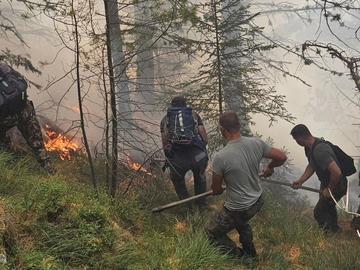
{"left": 2, "top": 0, "right": 359, "bottom": 208}
{"left": 249, "top": 0, "right": 360, "bottom": 209}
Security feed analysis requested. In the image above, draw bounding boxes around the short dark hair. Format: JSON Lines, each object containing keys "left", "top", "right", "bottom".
{"left": 219, "top": 111, "right": 240, "bottom": 133}
{"left": 171, "top": 96, "right": 187, "bottom": 107}
{"left": 290, "top": 124, "right": 312, "bottom": 138}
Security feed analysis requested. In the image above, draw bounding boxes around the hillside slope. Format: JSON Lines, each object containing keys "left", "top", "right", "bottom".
{"left": 0, "top": 152, "right": 359, "bottom": 270}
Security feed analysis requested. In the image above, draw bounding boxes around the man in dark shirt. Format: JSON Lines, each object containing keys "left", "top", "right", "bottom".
{"left": 160, "top": 96, "right": 208, "bottom": 206}
{"left": 291, "top": 124, "right": 347, "bottom": 233}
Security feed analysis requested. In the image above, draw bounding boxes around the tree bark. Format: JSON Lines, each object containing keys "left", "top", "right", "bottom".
{"left": 106, "top": 0, "right": 132, "bottom": 152}
{"left": 104, "top": 0, "right": 118, "bottom": 197}
{"left": 222, "top": 0, "right": 252, "bottom": 135}
{"left": 72, "top": 0, "right": 97, "bottom": 189}
{"left": 212, "top": 0, "right": 223, "bottom": 114}
{"left": 134, "top": 1, "right": 155, "bottom": 110}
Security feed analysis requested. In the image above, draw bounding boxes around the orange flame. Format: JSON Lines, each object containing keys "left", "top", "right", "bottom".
{"left": 125, "top": 156, "right": 152, "bottom": 175}
{"left": 44, "top": 125, "right": 81, "bottom": 160}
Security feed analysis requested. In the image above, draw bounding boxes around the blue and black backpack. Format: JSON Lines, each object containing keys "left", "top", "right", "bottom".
{"left": 0, "top": 63, "right": 28, "bottom": 118}
{"left": 166, "top": 106, "right": 198, "bottom": 145}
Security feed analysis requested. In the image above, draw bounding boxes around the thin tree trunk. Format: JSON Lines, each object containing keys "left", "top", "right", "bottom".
{"left": 222, "top": 0, "right": 252, "bottom": 135}
{"left": 72, "top": 0, "right": 97, "bottom": 189}
{"left": 106, "top": 0, "right": 132, "bottom": 152}
{"left": 212, "top": 0, "right": 223, "bottom": 114}
{"left": 135, "top": 1, "right": 155, "bottom": 109}
{"left": 104, "top": 0, "right": 118, "bottom": 197}
{"left": 102, "top": 48, "right": 110, "bottom": 191}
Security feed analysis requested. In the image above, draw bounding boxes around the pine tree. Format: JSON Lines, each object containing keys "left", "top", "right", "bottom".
{"left": 171, "top": 0, "right": 293, "bottom": 148}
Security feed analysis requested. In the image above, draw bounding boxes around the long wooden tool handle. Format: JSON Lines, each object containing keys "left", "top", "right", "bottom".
{"left": 151, "top": 190, "right": 214, "bottom": 213}
{"left": 152, "top": 180, "right": 319, "bottom": 213}
{"left": 261, "top": 178, "right": 320, "bottom": 193}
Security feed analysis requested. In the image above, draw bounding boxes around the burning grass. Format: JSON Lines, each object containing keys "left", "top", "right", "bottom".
{"left": 125, "top": 154, "right": 153, "bottom": 176}
{"left": 43, "top": 124, "right": 82, "bottom": 161}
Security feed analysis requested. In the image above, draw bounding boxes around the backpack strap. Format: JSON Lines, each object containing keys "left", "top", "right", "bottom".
{"left": 309, "top": 138, "right": 327, "bottom": 171}
{"left": 192, "top": 111, "right": 199, "bottom": 133}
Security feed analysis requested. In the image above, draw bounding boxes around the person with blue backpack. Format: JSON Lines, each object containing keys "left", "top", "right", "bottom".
{"left": 160, "top": 96, "right": 209, "bottom": 207}
{"left": 291, "top": 124, "right": 356, "bottom": 234}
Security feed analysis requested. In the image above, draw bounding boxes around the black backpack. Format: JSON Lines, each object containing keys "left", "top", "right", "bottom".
{"left": 0, "top": 63, "right": 28, "bottom": 118}
{"left": 166, "top": 106, "right": 198, "bottom": 144}
{"left": 311, "top": 139, "right": 356, "bottom": 177}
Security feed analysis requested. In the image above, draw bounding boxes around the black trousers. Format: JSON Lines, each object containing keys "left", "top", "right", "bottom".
{"left": 167, "top": 146, "right": 208, "bottom": 204}
{"left": 205, "top": 196, "right": 264, "bottom": 257}
{"left": 314, "top": 180, "right": 347, "bottom": 233}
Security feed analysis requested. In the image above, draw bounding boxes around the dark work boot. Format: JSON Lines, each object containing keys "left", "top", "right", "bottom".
{"left": 242, "top": 242, "right": 257, "bottom": 258}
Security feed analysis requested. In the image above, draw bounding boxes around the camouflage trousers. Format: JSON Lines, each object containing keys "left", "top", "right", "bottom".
{"left": 0, "top": 100, "right": 52, "bottom": 172}
{"left": 205, "top": 196, "right": 264, "bottom": 257}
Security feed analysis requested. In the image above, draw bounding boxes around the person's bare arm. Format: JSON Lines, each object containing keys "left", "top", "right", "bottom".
{"left": 211, "top": 172, "right": 224, "bottom": 195}
{"left": 292, "top": 164, "right": 315, "bottom": 189}
{"left": 327, "top": 161, "right": 342, "bottom": 190}
{"left": 322, "top": 161, "right": 342, "bottom": 198}
{"left": 261, "top": 147, "right": 287, "bottom": 177}
{"left": 198, "top": 125, "right": 208, "bottom": 146}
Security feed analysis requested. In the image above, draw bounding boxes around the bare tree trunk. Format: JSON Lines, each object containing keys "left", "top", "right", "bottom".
{"left": 212, "top": 0, "right": 223, "bottom": 114}
{"left": 102, "top": 48, "right": 110, "bottom": 191}
{"left": 134, "top": 1, "right": 155, "bottom": 110}
{"left": 72, "top": 0, "right": 97, "bottom": 189}
{"left": 104, "top": 0, "right": 118, "bottom": 197}
{"left": 106, "top": 0, "right": 132, "bottom": 152}
{"left": 222, "top": 0, "right": 252, "bottom": 135}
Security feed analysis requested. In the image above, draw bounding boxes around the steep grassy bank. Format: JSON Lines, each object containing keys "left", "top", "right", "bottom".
{"left": 0, "top": 152, "right": 358, "bottom": 269}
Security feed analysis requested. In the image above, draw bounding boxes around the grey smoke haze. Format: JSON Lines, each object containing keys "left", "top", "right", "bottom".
{"left": 250, "top": 0, "right": 360, "bottom": 207}
{"left": 1, "top": 0, "right": 359, "bottom": 207}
